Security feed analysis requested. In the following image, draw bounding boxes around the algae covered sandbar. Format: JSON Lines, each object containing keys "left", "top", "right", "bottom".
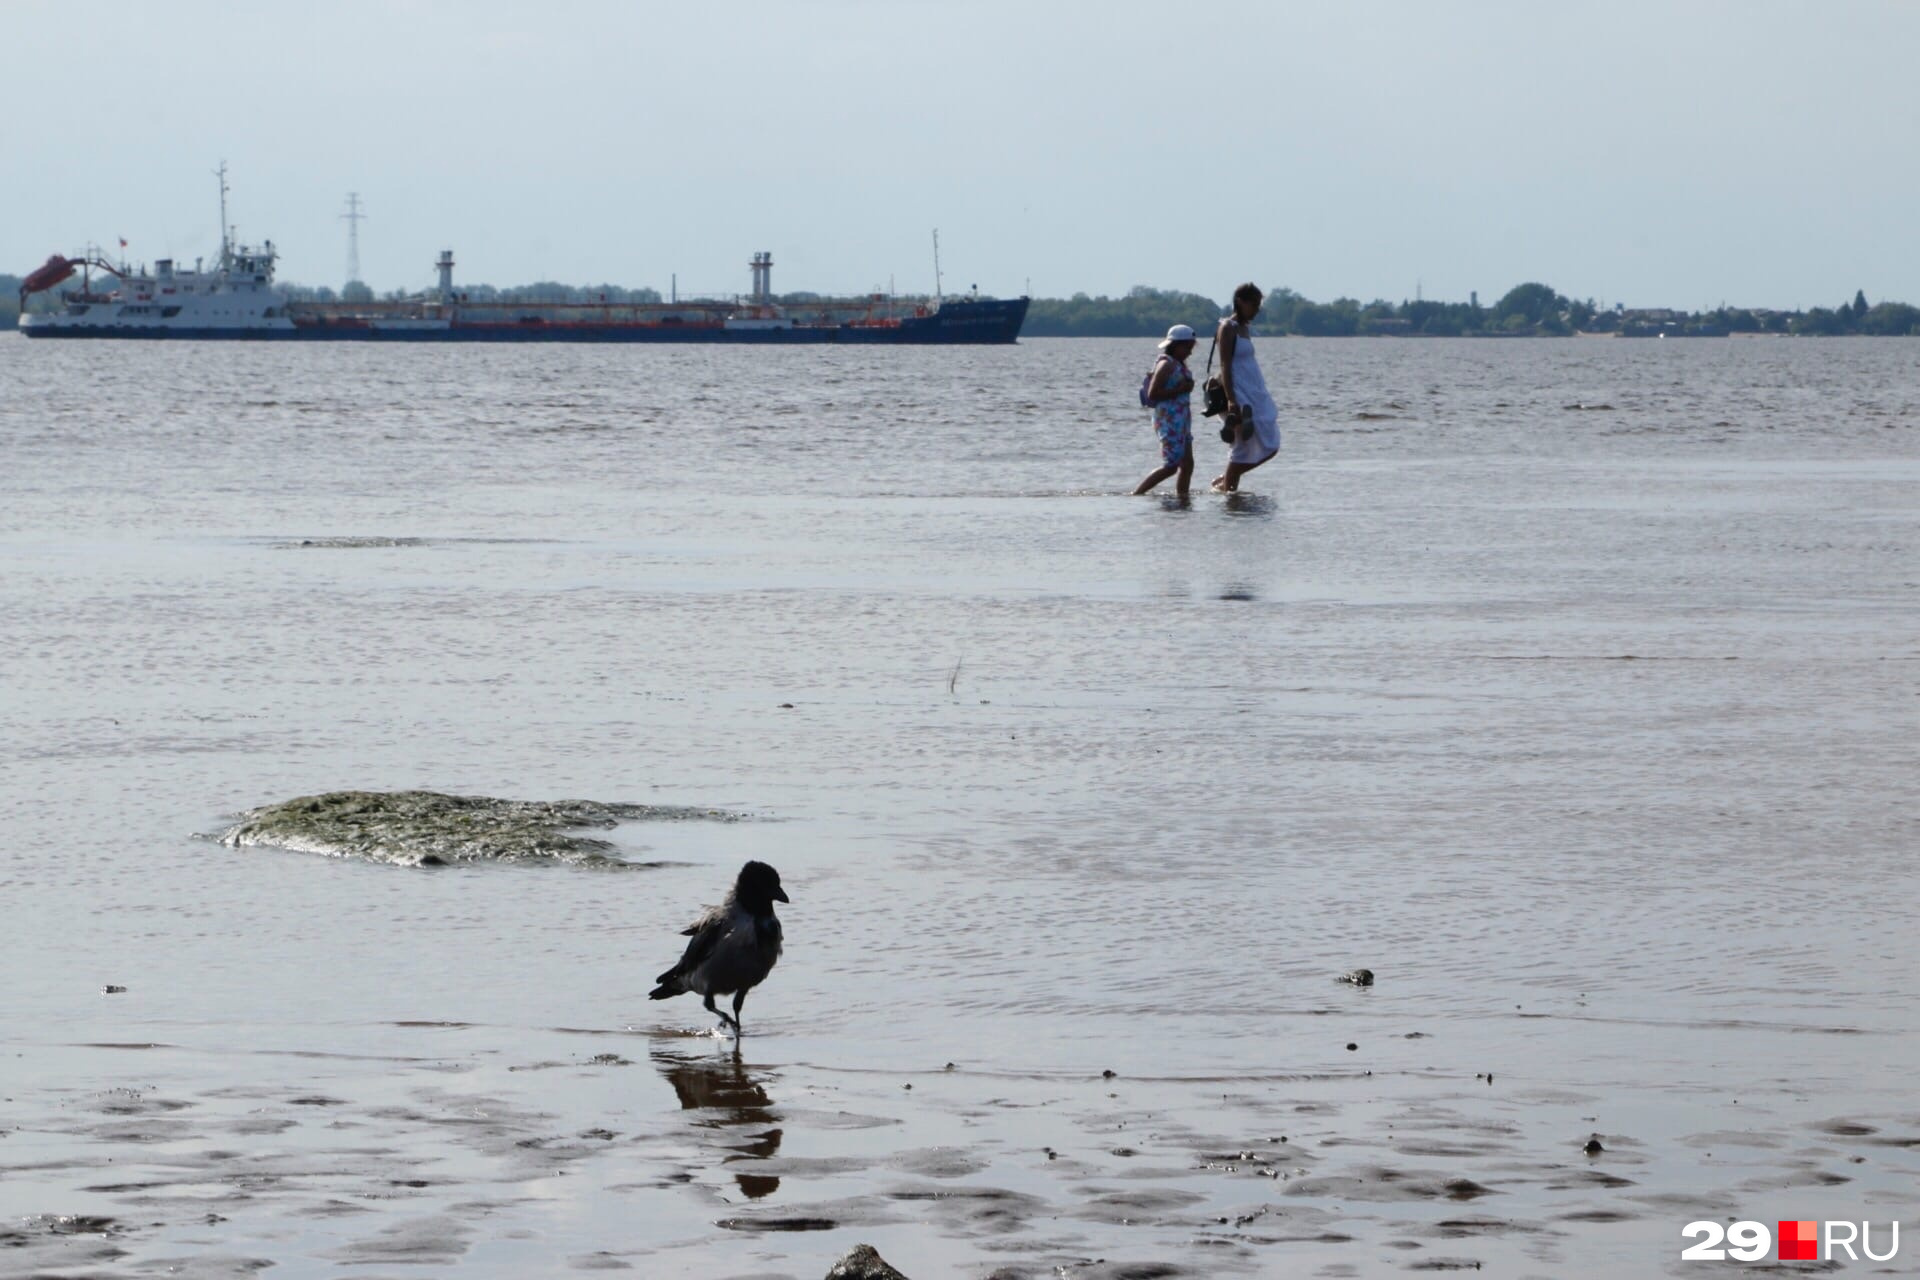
{"left": 217, "top": 790, "right": 740, "bottom": 867}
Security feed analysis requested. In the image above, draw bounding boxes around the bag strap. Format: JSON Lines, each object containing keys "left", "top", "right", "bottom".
{"left": 1204, "top": 328, "right": 1219, "bottom": 376}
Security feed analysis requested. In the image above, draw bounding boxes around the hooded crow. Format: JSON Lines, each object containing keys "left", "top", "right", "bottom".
{"left": 649, "top": 860, "right": 788, "bottom": 1036}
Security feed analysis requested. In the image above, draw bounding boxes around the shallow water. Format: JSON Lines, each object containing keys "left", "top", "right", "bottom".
{"left": 1, "top": 333, "right": 1916, "bottom": 1277}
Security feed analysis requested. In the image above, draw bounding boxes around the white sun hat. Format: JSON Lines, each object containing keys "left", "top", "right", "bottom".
{"left": 1158, "top": 323, "right": 1197, "bottom": 350}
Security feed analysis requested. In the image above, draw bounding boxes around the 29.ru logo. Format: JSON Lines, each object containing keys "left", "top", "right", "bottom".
{"left": 1681, "top": 1220, "right": 1898, "bottom": 1262}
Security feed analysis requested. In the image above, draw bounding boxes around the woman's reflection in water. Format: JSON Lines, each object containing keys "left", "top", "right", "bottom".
{"left": 654, "top": 1045, "right": 783, "bottom": 1200}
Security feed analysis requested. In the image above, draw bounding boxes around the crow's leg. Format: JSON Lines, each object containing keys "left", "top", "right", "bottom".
{"left": 704, "top": 992, "right": 739, "bottom": 1035}
{"left": 731, "top": 990, "right": 749, "bottom": 1038}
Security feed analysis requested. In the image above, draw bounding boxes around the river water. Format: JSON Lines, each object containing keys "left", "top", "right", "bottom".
{"left": 1, "top": 333, "right": 1915, "bottom": 1278}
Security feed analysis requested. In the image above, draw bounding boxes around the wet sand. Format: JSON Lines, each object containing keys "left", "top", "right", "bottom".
{"left": 7, "top": 992, "right": 1916, "bottom": 1276}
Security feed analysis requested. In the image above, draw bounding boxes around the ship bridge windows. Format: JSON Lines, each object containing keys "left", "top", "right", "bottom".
{"left": 161, "top": 306, "right": 182, "bottom": 318}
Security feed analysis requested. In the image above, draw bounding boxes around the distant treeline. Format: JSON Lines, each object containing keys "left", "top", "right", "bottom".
{"left": 7, "top": 271, "right": 1920, "bottom": 336}
{"left": 1023, "top": 284, "right": 1920, "bottom": 338}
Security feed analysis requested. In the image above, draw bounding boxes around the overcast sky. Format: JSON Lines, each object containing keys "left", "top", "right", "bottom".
{"left": 7, "top": 0, "right": 1917, "bottom": 309}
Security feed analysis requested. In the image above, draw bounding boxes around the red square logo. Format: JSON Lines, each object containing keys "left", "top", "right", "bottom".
{"left": 1779, "top": 1220, "right": 1819, "bottom": 1261}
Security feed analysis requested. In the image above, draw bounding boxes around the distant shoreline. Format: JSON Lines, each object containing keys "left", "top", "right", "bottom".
{"left": 8, "top": 273, "right": 1915, "bottom": 338}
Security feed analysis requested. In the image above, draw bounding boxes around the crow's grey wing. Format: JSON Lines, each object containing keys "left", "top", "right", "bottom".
{"left": 657, "top": 905, "right": 726, "bottom": 985}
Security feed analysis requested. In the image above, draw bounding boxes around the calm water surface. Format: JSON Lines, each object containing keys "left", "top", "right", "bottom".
{"left": 1, "top": 334, "right": 1915, "bottom": 1277}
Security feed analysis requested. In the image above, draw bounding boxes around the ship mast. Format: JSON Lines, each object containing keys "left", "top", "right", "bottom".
{"left": 932, "top": 228, "right": 943, "bottom": 305}
{"left": 213, "top": 160, "right": 231, "bottom": 268}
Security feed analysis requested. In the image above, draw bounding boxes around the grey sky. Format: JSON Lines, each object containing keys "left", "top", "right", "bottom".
{"left": 8, "top": 0, "right": 1917, "bottom": 309}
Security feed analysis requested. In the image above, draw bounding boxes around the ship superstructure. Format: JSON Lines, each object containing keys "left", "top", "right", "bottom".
{"left": 19, "top": 240, "right": 294, "bottom": 336}
{"left": 19, "top": 164, "right": 297, "bottom": 336}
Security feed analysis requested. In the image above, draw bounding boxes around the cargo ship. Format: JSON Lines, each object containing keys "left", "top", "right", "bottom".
{"left": 17, "top": 180, "right": 1027, "bottom": 344}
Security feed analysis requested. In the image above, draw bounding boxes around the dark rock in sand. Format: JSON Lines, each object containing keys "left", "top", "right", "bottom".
{"left": 1339, "top": 968, "right": 1375, "bottom": 986}
{"left": 217, "top": 789, "right": 742, "bottom": 867}
{"left": 102, "top": 985, "right": 126, "bottom": 994}
{"left": 825, "top": 1243, "right": 911, "bottom": 1279}
{"left": 1583, "top": 1137, "right": 1605, "bottom": 1155}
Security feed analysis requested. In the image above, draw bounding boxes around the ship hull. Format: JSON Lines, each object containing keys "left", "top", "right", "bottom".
{"left": 20, "top": 298, "right": 1029, "bottom": 343}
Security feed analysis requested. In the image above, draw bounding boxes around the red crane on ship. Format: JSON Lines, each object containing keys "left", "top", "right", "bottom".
{"left": 18, "top": 252, "right": 126, "bottom": 310}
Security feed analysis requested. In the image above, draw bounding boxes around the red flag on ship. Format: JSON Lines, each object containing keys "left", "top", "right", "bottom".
{"left": 119, "top": 237, "right": 128, "bottom": 249}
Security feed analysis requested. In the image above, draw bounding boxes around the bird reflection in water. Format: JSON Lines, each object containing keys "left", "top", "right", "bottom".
{"left": 653, "top": 1045, "right": 783, "bottom": 1200}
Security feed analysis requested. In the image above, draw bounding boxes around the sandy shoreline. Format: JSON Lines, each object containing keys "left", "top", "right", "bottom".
{"left": 7, "top": 1006, "right": 1915, "bottom": 1277}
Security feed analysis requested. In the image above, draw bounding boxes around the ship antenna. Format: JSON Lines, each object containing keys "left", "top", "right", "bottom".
{"left": 932, "top": 228, "right": 943, "bottom": 305}
{"left": 213, "top": 160, "right": 230, "bottom": 266}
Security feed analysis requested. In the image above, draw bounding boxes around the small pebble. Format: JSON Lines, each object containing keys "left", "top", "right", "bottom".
{"left": 102, "top": 985, "right": 126, "bottom": 995}
{"left": 1101, "top": 1069, "right": 1116, "bottom": 1079}
{"left": 1346, "top": 1042, "right": 1358, "bottom": 1052}
{"left": 1584, "top": 1137, "right": 1605, "bottom": 1155}
{"left": 1339, "top": 968, "right": 1375, "bottom": 987}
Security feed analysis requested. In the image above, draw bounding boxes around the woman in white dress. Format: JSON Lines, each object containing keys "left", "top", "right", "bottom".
{"left": 1212, "top": 282, "right": 1280, "bottom": 493}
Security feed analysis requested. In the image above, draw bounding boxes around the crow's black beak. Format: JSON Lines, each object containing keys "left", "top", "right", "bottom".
{"left": 774, "top": 886, "right": 790, "bottom": 903}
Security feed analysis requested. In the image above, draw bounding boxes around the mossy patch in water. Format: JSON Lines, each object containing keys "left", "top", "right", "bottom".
{"left": 218, "top": 790, "right": 739, "bottom": 867}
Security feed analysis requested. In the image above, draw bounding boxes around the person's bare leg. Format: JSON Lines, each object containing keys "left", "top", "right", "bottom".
{"left": 1213, "top": 418, "right": 1249, "bottom": 491}
{"left": 1216, "top": 448, "right": 1274, "bottom": 492}
{"left": 1134, "top": 464, "right": 1177, "bottom": 495}
{"left": 1234, "top": 452, "right": 1275, "bottom": 486}
{"left": 1175, "top": 452, "right": 1194, "bottom": 497}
